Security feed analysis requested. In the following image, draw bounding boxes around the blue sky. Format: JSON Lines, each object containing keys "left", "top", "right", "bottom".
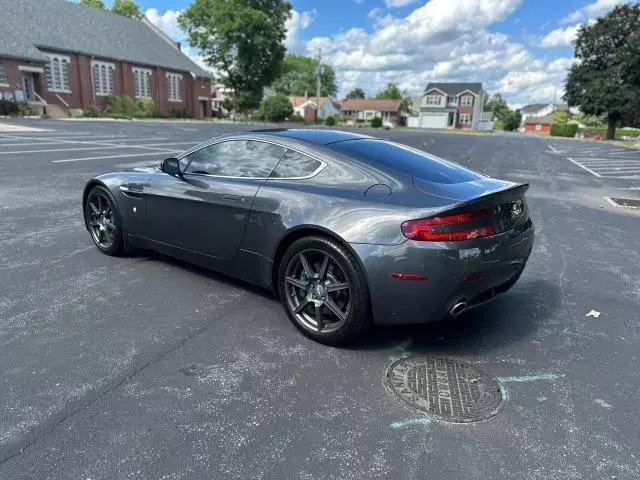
{"left": 97, "top": 0, "right": 627, "bottom": 106}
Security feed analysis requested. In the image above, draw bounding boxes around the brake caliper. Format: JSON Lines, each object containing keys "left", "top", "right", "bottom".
{"left": 297, "top": 271, "right": 308, "bottom": 299}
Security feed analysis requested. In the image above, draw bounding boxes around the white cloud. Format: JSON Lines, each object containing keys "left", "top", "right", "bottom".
{"left": 285, "top": 9, "right": 318, "bottom": 50}
{"left": 354, "top": 0, "right": 366, "bottom": 4}
{"left": 559, "top": 0, "right": 625, "bottom": 26}
{"left": 144, "top": 8, "right": 185, "bottom": 40}
{"left": 559, "top": 10, "right": 583, "bottom": 24}
{"left": 295, "top": 0, "right": 576, "bottom": 105}
{"left": 583, "top": 0, "right": 625, "bottom": 18}
{"left": 540, "top": 24, "right": 580, "bottom": 48}
{"left": 384, "top": 0, "right": 420, "bottom": 7}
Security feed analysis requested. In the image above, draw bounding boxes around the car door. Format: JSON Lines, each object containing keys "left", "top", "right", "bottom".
{"left": 144, "top": 139, "right": 286, "bottom": 260}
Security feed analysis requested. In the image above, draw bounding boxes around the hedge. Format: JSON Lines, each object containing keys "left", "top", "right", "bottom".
{"left": 582, "top": 127, "right": 640, "bottom": 139}
{"left": 370, "top": 116, "right": 382, "bottom": 128}
{"left": 550, "top": 123, "right": 578, "bottom": 137}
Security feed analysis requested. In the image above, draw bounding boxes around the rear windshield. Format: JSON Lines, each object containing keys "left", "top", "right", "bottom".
{"left": 327, "top": 139, "right": 483, "bottom": 184}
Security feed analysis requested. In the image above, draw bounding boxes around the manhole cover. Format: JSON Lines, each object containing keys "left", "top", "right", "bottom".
{"left": 385, "top": 356, "right": 505, "bottom": 423}
{"left": 605, "top": 197, "right": 640, "bottom": 209}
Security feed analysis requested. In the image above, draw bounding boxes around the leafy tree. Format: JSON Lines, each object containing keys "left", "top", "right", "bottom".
{"left": 179, "top": 0, "right": 291, "bottom": 112}
{"left": 552, "top": 110, "right": 568, "bottom": 124}
{"left": 375, "top": 83, "right": 403, "bottom": 100}
{"left": 260, "top": 93, "right": 293, "bottom": 121}
{"left": 503, "top": 110, "right": 522, "bottom": 131}
{"left": 346, "top": 88, "right": 366, "bottom": 99}
{"left": 483, "top": 93, "right": 510, "bottom": 119}
{"left": 564, "top": 4, "right": 640, "bottom": 139}
{"left": 80, "top": 0, "right": 106, "bottom": 9}
{"left": 272, "top": 54, "right": 337, "bottom": 97}
{"left": 111, "top": 0, "right": 141, "bottom": 18}
{"left": 375, "top": 83, "right": 411, "bottom": 112}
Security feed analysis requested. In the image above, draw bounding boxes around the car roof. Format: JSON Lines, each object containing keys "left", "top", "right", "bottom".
{"left": 248, "top": 128, "right": 372, "bottom": 146}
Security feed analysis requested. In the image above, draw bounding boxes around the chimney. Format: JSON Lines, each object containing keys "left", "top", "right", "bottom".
{"left": 304, "top": 91, "right": 308, "bottom": 100}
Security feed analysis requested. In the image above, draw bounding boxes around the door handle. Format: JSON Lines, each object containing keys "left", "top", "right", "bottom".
{"left": 222, "top": 194, "right": 243, "bottom": 202}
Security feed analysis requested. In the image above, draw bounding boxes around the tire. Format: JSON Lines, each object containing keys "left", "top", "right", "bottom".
{"left": 277, "top": 236, "right": 370, "bottom": 346}
{"left": 84, "top": 185, "right": 124, "bottom": 256}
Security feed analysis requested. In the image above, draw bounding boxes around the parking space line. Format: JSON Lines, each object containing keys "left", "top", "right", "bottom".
{"left": 0, "top": 134, "right": 129, "bottom": 143}
{"left": 1, "top": 140, "right": 196, "bottom": 155}
{"left": 52, "top": 150, "right": 181, "bottom": 163}
{"left": 567, "top": 157, "right": 602, "bottom": 177}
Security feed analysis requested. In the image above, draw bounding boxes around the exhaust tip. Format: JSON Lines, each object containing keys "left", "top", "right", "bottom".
{"left": 450, "top": 301, "right": 467, "bottom": 317}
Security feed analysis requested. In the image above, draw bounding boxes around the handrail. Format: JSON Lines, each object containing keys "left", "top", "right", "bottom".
{"left": 55, "top": 94, "right": 70, "bottom": 109}
{"left": 33, "top": 91, "right": 47, "bottom": 105}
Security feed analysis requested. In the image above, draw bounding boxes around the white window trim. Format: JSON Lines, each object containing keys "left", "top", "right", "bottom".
{"left": 425, "top": 95, "right": 443, "bottom": 106}
{"left": 0, "top": 63, "right": 6, "bottom": 86}
{"left": 133, "top": 67, "right": 152, "bottom": 99}
{"left": 459, "top": 113, "right": 472, "bottom": 124}
{"left": 460, "top": 95, "right": 473, "bottom": 106}
{"left": 166, "top": 72, "right": 183, "bottom": 102}
{"left": 91, "top": 60, "right": 116, "bottom": 96}
{"left": 45, "top": 54, "right": 71, "bottom": 93}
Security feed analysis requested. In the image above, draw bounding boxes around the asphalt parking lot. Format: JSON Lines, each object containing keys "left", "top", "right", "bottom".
{"left": 1, "top": 119, "right": 639, "bottom": 479}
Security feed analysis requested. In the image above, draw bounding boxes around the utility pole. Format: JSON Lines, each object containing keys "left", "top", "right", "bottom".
{"left": 316, "top": 48, "right": 322, "bottom": 123}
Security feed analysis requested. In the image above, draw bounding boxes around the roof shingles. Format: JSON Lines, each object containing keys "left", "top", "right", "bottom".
{"left": 0, "top": 0, "right": 209, "bottom": 77}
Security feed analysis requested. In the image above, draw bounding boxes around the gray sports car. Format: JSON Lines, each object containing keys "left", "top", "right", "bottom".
{"left": 83, "top": 129, "right": 533, "bottom": 345}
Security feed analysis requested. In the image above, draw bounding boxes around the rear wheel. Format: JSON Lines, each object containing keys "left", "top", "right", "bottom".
{"left": 84, "top": 185, "right": 124, "bottom": 256}
{"left": 278, "top": 236, "right": 370, "bottom": 345}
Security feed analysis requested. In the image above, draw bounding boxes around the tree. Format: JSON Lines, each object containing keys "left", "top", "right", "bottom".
{"left": 503, "top": 109, "right": 522, "bottom": 131}
{"left": 552, "top": 110, "right": 568, "bottom": 124}
{"left": 346, "top": 88, "right": 366, "bottom": 99}
{"left": 260, "top": 93, "right": 293, "bottom": 121}
{"left": 564, "top": 4, "right": 640, "bottom": 139}
{"left": 179, "top": 0, "right": 291, "bottom": 112}
{"left": 271, "top": 54, "right": 337, "bottom": 97}
{"left": 80, "top": 0, "right": 106, "bottom": 9}
{"left": 483, "top": 93, "right": 511, "bottom": 120}
{"left": 111, "top": 0, "right": 141, "bottom": 18}
{"left": 375, "top": 83, "right": 411, "bottom": 112}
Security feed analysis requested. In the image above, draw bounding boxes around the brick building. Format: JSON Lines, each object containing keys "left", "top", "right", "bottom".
{"left": 0, "top": 0, "right": 211, "bottom": 118}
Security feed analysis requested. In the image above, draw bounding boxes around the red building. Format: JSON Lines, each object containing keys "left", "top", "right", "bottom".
{"left": 0, "top": 0, "right": 211, "bottom": 118}
{"left": 524, "top": 115, "right": 553, "bottom": 134}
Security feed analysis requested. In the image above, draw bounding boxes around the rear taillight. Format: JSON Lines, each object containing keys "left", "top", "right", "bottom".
{"left": 401, "top": 210, "right": 495, "bottom": 241}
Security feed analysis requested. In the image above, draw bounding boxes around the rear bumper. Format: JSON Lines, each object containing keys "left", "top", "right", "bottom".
{"left": 352, "top": 219, "right": 534, "bottom": 325}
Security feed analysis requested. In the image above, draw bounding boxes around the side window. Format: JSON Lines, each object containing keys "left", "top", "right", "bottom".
{"left": 182, "top": 140, "right": 286, "bottom": 178}
{"left": 270, "top": 150, "right": 323, "bottom": 179}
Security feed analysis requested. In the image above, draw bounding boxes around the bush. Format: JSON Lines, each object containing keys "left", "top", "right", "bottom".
{"left": 136, "top": 98, "right": 155, "bottom": 118}
{"left": 83, "top": 107, "right": 101, "bottom": 117}
{"left": 0, "top": 100, "right": 18, "bottom": 116}
{"left": 105, "top": 94, "right": 124, "bottom": 115}
{"left": 325, "top": 116, "right": 336, "bottom": 126}
{"left": 68, "top": 108, "right": 84, "bottom": 118}
{"left": 289, "top": 113, "right": 304, "bottom": 123}
{"left": 370, "top": 116, "right": 382, "bottom": 128}
{"left": 260, "top": 94, "right": 293, "bottom": 122}
{"left": 170, "top": 107, "right": 191, "bottom": 119}
{"left": 16, "top": 102, "right": 35, "bottom": 117}
{"left": 550, "top": 123, "right": 578, "bottom": 137}
{"left": 105, "top": 94, "right": 145, "bottom": 117}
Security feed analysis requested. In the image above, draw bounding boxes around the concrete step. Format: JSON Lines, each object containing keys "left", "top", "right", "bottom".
{"left": 45, "top": 103, "right": 68, "bottom": 118}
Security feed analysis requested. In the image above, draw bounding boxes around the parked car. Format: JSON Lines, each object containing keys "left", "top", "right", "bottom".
{"left": 83, "top": 129, "right": 534, "bottom": 345}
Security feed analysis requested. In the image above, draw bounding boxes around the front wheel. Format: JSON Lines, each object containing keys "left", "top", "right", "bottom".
{"left": 277, "top": 236, "right": 370, "bottom": 345}
{"left": 84, "top": 185, "right": 124, "bottom": 256}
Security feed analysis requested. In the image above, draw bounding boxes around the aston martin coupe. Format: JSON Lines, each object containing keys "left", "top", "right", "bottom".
{"left": 83, "top": 129, "right": 534, "bottom": 345}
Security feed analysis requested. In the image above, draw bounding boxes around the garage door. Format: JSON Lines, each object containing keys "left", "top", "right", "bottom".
{"left": 420, "top": 112, "right": 447, "bottom": 129}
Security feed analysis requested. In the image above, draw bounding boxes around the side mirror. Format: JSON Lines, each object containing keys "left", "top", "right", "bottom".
{"left": 161, "top": 157, "right": 182, "bottom": 177}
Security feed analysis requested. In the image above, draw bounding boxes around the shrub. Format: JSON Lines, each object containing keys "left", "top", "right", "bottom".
{"left": 16, "top": 102, "right": 35, "bottom": 116}
{"left": 289, "top": 113, "right": 304, "bottom": 123}
{"left": 68, "top": 108, "right": 84, "bottom": 118}
{"left": 170, "top": 107, "right": 191, "bottom": 118}
{"left": 105, "top": 94, "right": 124, "bottom": 114}
{"left": 370, "top": 116, "right": 383, "bottom": 128}
{"left": 83, "top": 107, "right": 101, "bottom": 117}
{"left": 0, "top": 100, "right": 19, "bottom": 116}
{"left": 260, "top": 94, "right": 293, "bottom": 122}
{"left": 136, "top": 98, "right": 155, "bottom": 118}
{"left": 550, "top": 123, "right": 578, "bottom": 137}
{"left": 325, "top": 116, "right": 336, "bottom": 126}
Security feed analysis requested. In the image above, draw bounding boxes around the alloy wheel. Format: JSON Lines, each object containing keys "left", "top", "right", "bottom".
{"left": 283, "top": 249, "right": 351, "bottom": 334}
{"left": 86, "top": 190, "right": 117, "bottom": 249}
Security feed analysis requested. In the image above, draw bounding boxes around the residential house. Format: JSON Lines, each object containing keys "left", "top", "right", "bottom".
{"left": 289, "top": 93, "right": 341, "bottom": 121}
{"left": 519, "top": 103, "right": 581, "bottom": 124}
{"left": 339, "top": 99, "right": 405, "bottom": 126}
{"left": 415, "top": 83, "right": 486, "bottom": 129}
{"left": 524, "top": 115, "right": 553, "bottom": 134}
{"left": 211, "top": 84, "right": 232, "bottom": 117}
{"left": 0, "top": 0, "right": 211, "bottom": 118}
